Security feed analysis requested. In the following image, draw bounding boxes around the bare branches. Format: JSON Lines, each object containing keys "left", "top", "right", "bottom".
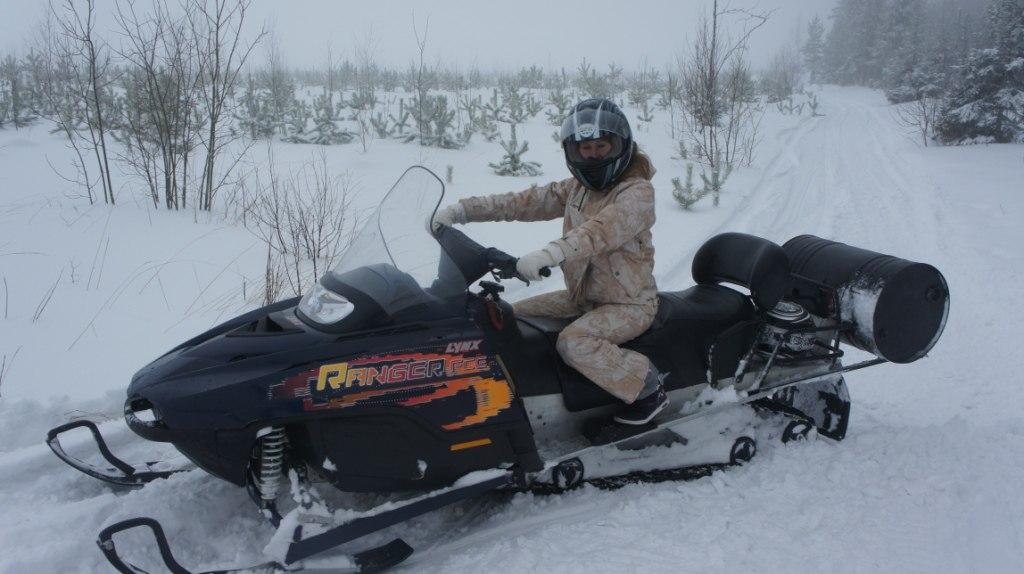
{"left": 247, "top": 149, "right": 360, "bottom": 299}
{"left": 32, "top": 267, "right": 65, "bottom": 323}
{"left": 715, "top": 4, "right": 773, "bottom": 69}
{"left": 187, "top": 0, "right": 265, "bottom": 210}
{"left": 0, "top": 346, "right": 21, "bottom": 398}
{"left": 37, "top": 0, "right": 119, "bottom": 205}
{"left": 115, "top": 0, "right": 207, "bottom": 210}
{"left": 677, "top": 0, "right": 768, "bottom": 205}
{"left": 893, "top": 95, "right": 942, "bottom": 147}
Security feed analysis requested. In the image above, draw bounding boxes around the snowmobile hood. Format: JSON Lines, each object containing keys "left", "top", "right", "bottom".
{"left": 127, "top": 305, "right": 353, "bottom": 430}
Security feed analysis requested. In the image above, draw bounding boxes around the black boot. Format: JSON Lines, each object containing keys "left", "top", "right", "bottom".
{"left": 614, "top": 369, "right": 669, "bottom": 426}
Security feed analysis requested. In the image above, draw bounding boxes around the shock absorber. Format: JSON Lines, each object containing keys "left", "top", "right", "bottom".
{"left": 255, "top": 426, "right": 287, "bottom": 512}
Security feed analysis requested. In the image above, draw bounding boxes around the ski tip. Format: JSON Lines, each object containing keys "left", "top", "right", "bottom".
{"left": 354, "top": 539, "right": 414, "bottom": 573}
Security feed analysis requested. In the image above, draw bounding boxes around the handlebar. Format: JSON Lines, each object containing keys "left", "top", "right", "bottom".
{"left": 485, "top": 247, "right": 550, "bottom": 284}
{"left": 434, "top": 223, "right": 551, "bottom": 285}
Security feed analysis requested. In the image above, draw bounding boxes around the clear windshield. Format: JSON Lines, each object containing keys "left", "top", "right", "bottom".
{"left": 327, "top": 166, "right": 467, "bottom": 313}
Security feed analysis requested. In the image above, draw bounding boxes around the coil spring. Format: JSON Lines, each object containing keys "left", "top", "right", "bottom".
{"left": 257, "top": 426, "right": 287, "bottom": 502}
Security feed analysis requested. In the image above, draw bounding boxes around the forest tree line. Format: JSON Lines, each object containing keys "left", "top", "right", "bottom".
{"left": 806, "top": 0, "right": 1024, "bottom": 144}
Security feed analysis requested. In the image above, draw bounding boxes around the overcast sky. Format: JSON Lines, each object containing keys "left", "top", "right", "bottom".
{"left": 1, "top": 0, "right": 836, "bottom": 71}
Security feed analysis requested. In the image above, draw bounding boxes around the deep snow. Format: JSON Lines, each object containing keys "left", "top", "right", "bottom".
{"left": 2, "top": 86, "right": 1024, "bottom": 573}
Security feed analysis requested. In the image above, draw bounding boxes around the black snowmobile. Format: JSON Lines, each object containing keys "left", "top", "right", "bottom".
{"left": 47, "top": 166, "right": 950, "bottom": 573}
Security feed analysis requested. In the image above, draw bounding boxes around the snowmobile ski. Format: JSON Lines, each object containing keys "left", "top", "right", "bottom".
{"left": 98, "top": 471, "right": 514, "bottom": 573}
{"left": 46, "top": 419, "right": 191, "bottom": 487}
{"left": 98, "top": 517, "right": 413, "bottom": 573}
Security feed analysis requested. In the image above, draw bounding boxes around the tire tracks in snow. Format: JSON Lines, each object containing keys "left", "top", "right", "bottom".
{"left": 659, "top": 111, "right": 825, "bottom": 287}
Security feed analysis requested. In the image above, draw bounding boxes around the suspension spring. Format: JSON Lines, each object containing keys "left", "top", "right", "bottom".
{"left": 257, "top": 426, "right": 287, "bottom": 502}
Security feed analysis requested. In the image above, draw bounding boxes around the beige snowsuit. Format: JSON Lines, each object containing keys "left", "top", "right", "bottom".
{"left": 459, "top": 174, "right": 658, "bottom": 403}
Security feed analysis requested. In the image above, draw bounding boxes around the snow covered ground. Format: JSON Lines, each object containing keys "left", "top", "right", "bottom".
{"left": 2, "top": 86, "right": 1023, "bottom": 573}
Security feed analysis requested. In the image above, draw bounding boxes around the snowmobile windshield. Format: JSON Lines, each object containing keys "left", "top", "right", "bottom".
{"left": 326, "top": 166, "right": 467, "bottom": 315}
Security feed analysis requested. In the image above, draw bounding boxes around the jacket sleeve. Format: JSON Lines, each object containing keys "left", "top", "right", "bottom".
{"left": 458, "top": 179, "right": 571, "bottom": 223}
{"left": 553, "top": 179, "right": 656, "bottom": 260}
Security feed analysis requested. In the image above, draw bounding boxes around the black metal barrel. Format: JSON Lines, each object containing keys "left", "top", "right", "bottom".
{"left": 783, "top": 235, "right": 949, "bottom": 364}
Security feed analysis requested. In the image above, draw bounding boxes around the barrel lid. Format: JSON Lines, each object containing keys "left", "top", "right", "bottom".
{"left": 872, "top": 264, "right": 950, "bottom": 363}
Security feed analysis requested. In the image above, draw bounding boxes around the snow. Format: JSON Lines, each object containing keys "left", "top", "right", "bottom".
{"left": 678, "top": 383, "right": 743, "bottom": 415}
{"left": 839, "top": 277, "right": 883, "bottom": 354}
{"left": 3, "top": 85, "right": 1024, "bottom": 572}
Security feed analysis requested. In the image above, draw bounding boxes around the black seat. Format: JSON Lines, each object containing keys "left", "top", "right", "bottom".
{"left": 626, "top": 285, "right": 756, "bottom": 386}
{"left": 519, "top": 285, "right": 756, "bottom": 409}
{"left": 520, "top": 285, "right": 753, "bottom": 347}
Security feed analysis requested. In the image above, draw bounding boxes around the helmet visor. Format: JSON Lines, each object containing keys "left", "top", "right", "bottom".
{"left": 563, "top": 134, "right": 626, "bottom": 163}
{"left": 560, "top": 106, "right": 632, "bottom": 143}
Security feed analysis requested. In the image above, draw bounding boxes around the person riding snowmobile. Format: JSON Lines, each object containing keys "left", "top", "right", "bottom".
{"left": 433, "top": 98, "right": 667, "bottom": 425}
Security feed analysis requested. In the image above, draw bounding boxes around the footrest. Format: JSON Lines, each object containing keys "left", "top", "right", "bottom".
{"left": 582, "top": 417, "right": 656, "bottom": 446}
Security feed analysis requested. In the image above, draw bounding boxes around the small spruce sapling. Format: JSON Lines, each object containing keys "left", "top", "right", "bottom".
{"left": 700, "top": 149, "right": 732, "bottom": 208}
{"left": 282, "top": 99, "right": 312, "bottom": 143}
{"left": 490, "top": 123, "right": 543, "bottom": 176}
{"left": 671, "top": 163, "right": 705, "bottom": 209}
{"left": 310, "top": 88, "right": 353, "bottom": 145}
{"left": 546, "top": 69, "right": 573, "bottom": 126}
{"left": 390, "top": 99, "right": 413, "bottom": 141}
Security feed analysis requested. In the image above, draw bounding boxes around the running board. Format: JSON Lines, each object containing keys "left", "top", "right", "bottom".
{"left": 97, "top": 471, "right": 514, "bottom": 573}
{"left": 534, "top": 358, "right": 880, "bottom": 484}
{"left": 46, "top": 420, "right": 191, "bottom": 487}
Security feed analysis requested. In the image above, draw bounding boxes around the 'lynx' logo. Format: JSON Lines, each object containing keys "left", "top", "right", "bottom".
{"left": 445, "top": 339, "right": 482, "bottom": 354}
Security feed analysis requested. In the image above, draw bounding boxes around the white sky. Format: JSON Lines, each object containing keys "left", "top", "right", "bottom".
{"left": 1, "top": 0, "right": 836, "bottom": 71}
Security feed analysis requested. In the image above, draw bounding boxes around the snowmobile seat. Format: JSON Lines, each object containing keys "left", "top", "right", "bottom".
{"left": 519, "top": 233, "right": 790, "bottom": 411}
{"left": 516, "top": 284, "right": 755, "bottom": 342}
{"left": 517, "top": 285, "right": 757, "bottom": 410}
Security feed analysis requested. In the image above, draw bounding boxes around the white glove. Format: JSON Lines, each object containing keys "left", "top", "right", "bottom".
{"left": 428, "top": 203, "right": 467, "bottom": 233}
{"left": 516, "top": 243, "right": 566, "bottom": 282}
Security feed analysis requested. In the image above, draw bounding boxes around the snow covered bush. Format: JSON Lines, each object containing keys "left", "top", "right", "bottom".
{"left": 627, "top": 64, "right": 659, "bottom": 130}
{"left": 545, "top": 71, "right": 573, "bottom": 127}
{"left": 282, "top": 99, "right": 312, "bottom": 143}
{"left": 760, "top": 46, "right": 803, "bottom": 103}
{"left": 348, "top": 86, "right": 377, "bottom": 151}
{"left": 574, "top": 58, "right": 621, "bottom": 100}
{"left": 0, "top": 55, "right": 35, "bottom": 129}
{"left": 934, "top": 48, "right": 1024, "bottom": 144}
{"left": 310, "top": 88, "right": 353, "bottom": 145}
{"left": 802, "top": 16, "right": 826, "bottom": 84}
{"left": 409, "top": 93, "right": 464, "bottom": 149}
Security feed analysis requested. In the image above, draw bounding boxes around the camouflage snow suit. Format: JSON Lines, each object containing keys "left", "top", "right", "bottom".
{"left": 459, "top": 174, "right": 658, "bottom": 403}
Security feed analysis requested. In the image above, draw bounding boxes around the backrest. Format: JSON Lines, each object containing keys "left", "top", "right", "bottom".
{"left": 691, "top": 232, "right": 791, "bottom": 311}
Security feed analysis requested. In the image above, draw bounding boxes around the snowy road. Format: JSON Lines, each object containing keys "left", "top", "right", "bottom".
{"left": 2, "top": 87, "right": 1023, "bottom": 573}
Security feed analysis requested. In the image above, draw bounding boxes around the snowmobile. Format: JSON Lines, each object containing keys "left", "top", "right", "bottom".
{"left": 46, "top": 166, "right": 950, "bottom": 573}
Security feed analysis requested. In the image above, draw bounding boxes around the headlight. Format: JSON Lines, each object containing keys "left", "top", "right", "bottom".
{"left": 298, "top": 283, "right": 355, "bottom": 324}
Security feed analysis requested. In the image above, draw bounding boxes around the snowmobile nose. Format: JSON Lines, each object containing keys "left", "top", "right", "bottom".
{"left": 124, "top": 397, "right": 175, "bottom": 443}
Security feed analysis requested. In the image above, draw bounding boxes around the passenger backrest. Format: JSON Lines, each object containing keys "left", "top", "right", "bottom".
{"left": 691, "top": 232, "right": 790, "bottom": 311}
